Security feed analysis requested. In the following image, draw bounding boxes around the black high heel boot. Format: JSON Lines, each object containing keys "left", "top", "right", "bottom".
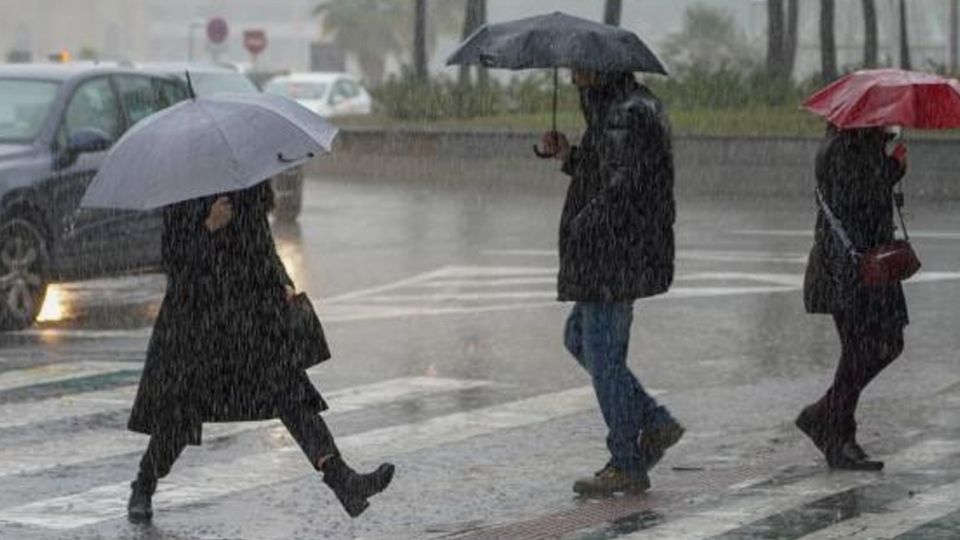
{"left": 322, "top": 457, "right": 395, "bottom": 518}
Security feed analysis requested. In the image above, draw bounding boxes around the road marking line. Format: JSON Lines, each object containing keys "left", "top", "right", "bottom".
{"left": 621, "top": 439, "right": 960, "bottom": 540}
{"left": 0, "top": 386, "right": 602, "bottom": 530}
{"left": 797, "top": 479, "right": 960, "bottom": 539}
{"left": 0, "top": 377, "right": 493, "bottom": 478}
{"left": 0, "top": 361, "right": 141, "bottom": 393}
{"left": 734, "top": 229, "right": 960, "bottom": 240}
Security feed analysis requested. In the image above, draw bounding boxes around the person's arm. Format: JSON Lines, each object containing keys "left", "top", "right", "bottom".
{"left": 161, "top": 198, "right": 220, "bottom": 299}
{"left": 568, "top": 99, "right": 666, "bottom": 238}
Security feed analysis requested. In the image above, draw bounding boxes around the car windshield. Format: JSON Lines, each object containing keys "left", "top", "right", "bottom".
{"left": 190, "top": 72, "right": 259, "bottom": 96}
{"left": 0, "top": 79, "right": 59, "bottom": 142}
{"left": 265, "top": 81, "right": 327, "bottom": 100}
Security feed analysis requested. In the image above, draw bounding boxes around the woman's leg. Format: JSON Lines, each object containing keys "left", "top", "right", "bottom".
{"left": 128, "top": 430, "right": 188, "bottom": 521}
{"left": 278, "top": 403, "right": 394, "bottom": 518}
{"left": 134, "top": 431, "right": 189, "bottom": 494}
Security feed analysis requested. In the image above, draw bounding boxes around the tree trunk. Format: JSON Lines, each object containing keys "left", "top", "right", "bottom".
{"left": 767, "top": 0, "right": 786, "bottom": 78}
{"left": 458, "top": 0, "right": 484, "bottom": 88}
{"left": 951, "top": 0, "right": 959, "bottom": 73}
{"left": 604, "top": 0, "right": 623, "bottom": 26}
{"left": 820, "top": 0, "right": 838, "bottom": 81}
{"left": 476, "top": 0, "right": 489, "bottom": 89}
{"left": 899, "top": 0, "right": 910, "bottom": 69}
{"left": 784, "top": 0, "right": 799, "bottom": 76}
{"left": 862, "top": 0, "right": 878, "bottom": 68}
{"left": 458, "top": 0, "right": 486, "bottom": 115}
{"left": 413, "top": 0, "right": 428, "bottom": 81}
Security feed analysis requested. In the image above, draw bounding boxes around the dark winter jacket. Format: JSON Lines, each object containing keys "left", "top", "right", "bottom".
{"left": 128, "top": 183, "right": 325, "bottom": 445}
{"left": 803, "top": 128, "right": 909, "bottom": 330}
{"left": 558, "top": 76, "right": 675, "bottom": 302}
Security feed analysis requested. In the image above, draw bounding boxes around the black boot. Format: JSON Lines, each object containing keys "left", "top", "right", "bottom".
{"left": 127, "top": 478, "right": 154, "bottom": 523}
{"left": 322, "top": 457, "right": 395, "bottom": 518}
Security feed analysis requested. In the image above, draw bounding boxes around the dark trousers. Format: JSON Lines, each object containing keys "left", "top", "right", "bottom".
{"left": 135, "top": 401, "right": 338, "bottom": 494}
{"left": 814, "top": 312, "right": 905, "bottom": 443}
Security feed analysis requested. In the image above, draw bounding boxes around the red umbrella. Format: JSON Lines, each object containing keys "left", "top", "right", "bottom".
{"left": 803, "top": 69, "right": 960, "bottom": 129}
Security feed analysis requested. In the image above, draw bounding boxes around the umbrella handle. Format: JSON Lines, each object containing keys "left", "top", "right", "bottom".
{"left": 533, "top": 144, "right": 555, "bottom": 159}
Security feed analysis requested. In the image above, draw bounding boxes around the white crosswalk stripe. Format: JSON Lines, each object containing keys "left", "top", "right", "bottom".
{"left": 0, "top": 376, "right": 494, "bottom": 478}
{"left": 0, "top": 361, "right": 141, "bottom": 393}
{"left": 797, "top": 479, "right": 960, "bottom": 539}
{"left": 622, "top": 439, "right": 960, "bottom": 540}
{"left": 0, "top": 386, "right": 600, "bottom": 529}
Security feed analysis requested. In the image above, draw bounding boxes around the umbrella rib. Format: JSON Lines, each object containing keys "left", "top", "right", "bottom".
{"left": 228, "top": 98, "right": 339, "bottom": 152}
{"left": 194, "top": 101, "right": 246, "bottom": 189}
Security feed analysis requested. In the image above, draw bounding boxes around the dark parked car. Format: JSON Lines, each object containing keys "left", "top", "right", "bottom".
{"left": 137, "top": 63, "right": 304, "bottom": 222}
{"left": 0, "top": 64, "right": 192, "bottom": 330}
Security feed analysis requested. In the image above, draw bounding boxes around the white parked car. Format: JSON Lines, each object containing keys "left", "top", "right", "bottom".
{"left": 264, "top": 72, "right": 372, "bottom": 117}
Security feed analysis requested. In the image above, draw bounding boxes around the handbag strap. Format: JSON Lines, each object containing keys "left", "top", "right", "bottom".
{"left": 815, "top": 187, "right": 862, "bottom": 259}
{"left": 893, "top": 188, "right": 910, "bottom": 241}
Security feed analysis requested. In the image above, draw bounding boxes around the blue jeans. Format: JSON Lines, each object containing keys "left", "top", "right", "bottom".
{"left": 564, "top": 302, "right": 673, "bottom": 478}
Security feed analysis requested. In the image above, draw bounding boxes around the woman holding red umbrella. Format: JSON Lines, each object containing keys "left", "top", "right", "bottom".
{"left": 797, "top": 123, "right": 908, "bottom": 470}
{"left": 796, "top": 68, "right": 949, "bottom": 470}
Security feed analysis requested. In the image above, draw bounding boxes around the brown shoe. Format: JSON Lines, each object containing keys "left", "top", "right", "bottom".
{"left": 572, "top": 466, "right": 650, "bottom": 496}
{"left": 640, "top": 420, "right": 685, "bottom": 471}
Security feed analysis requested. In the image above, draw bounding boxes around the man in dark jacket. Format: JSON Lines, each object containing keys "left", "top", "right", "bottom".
{"left": 538, "top": 70, "right": 684, "bottom": 495}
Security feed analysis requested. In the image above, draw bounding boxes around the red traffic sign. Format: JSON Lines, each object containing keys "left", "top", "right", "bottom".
{"left": 206, "top": 17, "right": 229, "bottom": 44}
{"left": 244, "top": 29, "right": 268, "bottom": 55}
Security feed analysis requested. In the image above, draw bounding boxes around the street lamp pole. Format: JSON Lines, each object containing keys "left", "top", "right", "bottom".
{"left": 187, "top": 19, "right": 205, "bottom": 62}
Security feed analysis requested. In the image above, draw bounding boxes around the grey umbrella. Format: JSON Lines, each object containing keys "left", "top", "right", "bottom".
{"left": 447, "top": 11, "right": 667, "bottom": 156}
{"left": 80, "top": 86, "right": 338, "bottom": 210}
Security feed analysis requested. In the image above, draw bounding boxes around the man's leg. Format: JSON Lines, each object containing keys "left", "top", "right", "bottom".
{"left": 572, "top": 302, "right": 654, "bottom": 494}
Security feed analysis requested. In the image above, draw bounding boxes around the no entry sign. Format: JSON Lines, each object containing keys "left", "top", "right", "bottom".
{"left": 244, "top": 30, "right": 267, "bottom": 56}
{"left": 206, "top": 17, "right": 229, "bottom": 44}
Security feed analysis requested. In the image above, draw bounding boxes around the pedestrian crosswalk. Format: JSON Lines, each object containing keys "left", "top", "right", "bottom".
{"left": 1, "top": 351, "right": 960, "bottom": 538}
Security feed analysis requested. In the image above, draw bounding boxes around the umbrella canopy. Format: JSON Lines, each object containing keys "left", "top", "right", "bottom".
{"left": 447, "top": 11, "right": 667, "bottom": 74}
{"left": 803, "top": 68, "right": 960, "bottom": 129}
{"left": 80, "top": 92, "right": 338, "bottom": 210}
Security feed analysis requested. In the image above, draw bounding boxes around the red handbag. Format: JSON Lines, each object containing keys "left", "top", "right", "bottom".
{"left": 816, "top": 189, "right": 921, "bottom": 287}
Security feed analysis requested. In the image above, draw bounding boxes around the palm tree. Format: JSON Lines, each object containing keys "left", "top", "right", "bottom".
{"left": 951, "top": 0, "right": 959, "bottom": 72}
{"left": 459, "top": 0, "right": 487, "bottom": 89}
{"left": 766, "top": 0, "right": 785, "bottom": 78}
{"left": 820, "top": 0, "right": 838, "bottom": 81}
{"left": 414, "top": 0, "right": 428, "bottom": 81}
{"left": 314, "top": 0, "right": 463, "bottom": 86}
{"left": 314, "top": 0, "right": 399, "bottom": 86}
{"left": 899, "top": 0, "right": 911, "bottom": 69}
{"left": 767, "top": 0, "right": 799, "bottom": 79}
{"left": 862, "top": 0, "right": 878, "bottom": 68}
{"left": 784, "top": 0, "right": 799, "bottom": 75}
{"left": 604, "top": 0, "right": 623, "bottom": 26}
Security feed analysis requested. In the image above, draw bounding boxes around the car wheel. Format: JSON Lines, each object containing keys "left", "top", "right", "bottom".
{"left": 0, "top": 218, "right": 49, "bottom": 331}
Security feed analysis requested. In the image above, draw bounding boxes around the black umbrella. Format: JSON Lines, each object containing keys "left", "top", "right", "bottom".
{"left": 447, "top": 11, "right": 667, "bottom": 156}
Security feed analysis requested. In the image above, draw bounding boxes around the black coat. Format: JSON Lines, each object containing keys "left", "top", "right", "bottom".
{"left": 128, "top": 184, "right": 326, "bottom": 445}
{"left": 803, "top": 129, "right": 909, "bottom": 330}
{"left": 558, "top": 78, "right": 675, "bottom": 302}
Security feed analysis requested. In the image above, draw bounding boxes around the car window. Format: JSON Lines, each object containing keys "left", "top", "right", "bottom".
{"left": 154, "top": 77, "right": 190, "bottom": 106}
{"left": 330, "top": 79, "right": 360, "bottom": 105}
{"left": 266, "top": 81, "right": 327, "bottom": 100}
{"left": 63, "top": 77, "right": 123, "bottom": 143}
{"left": 191, "top": 73, "right": 259, "bottom": 96}
{"left": 0, "top": 79, "right": 59, "bottom": 142}
{"left": 114, "top": 75, "right": 170, "bottom": 126}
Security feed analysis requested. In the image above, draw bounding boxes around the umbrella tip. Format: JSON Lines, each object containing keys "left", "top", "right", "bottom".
{"left": 184, "top": 71, "right": 197, "bottom": 100}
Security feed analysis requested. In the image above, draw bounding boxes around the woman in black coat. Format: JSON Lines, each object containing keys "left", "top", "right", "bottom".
{"left": 126, "top": 183, "right": 393, "bottom": 521}
{"left": 797, "top": 125, "right": 908, "bottom": 471}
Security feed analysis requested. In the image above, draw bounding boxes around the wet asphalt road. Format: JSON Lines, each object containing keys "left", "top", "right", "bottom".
{"left": 1, "top": 173, "right": 960, "bottom": 539}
